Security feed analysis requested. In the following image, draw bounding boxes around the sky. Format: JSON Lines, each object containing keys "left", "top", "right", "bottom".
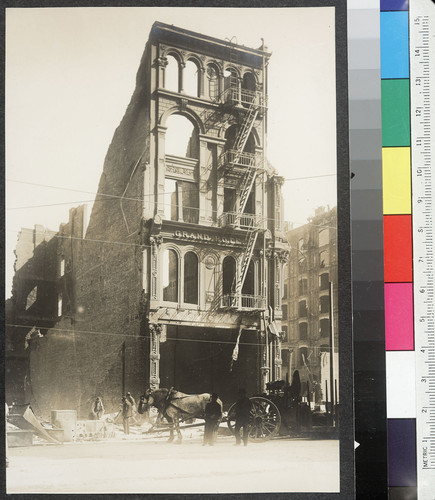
{"left": 5, "top": 6, "right": 337, "bottom": 297}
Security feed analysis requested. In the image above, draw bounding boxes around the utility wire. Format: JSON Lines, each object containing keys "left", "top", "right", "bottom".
{"left": 7, "top": 171, "right": 337, "bottom": 206}
{"left": 6, "top": 216, "right": 338, "bottom": 253}
{"left": 5, "top": 322, "right": 337, "bottom": 351}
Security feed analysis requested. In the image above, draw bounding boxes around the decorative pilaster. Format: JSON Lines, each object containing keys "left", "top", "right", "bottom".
{"left": 149, "top": 322, "right": 163, "bottom": 389}
{"left": 149, "top": 236, "right": 162, "bottom": 301}
{"left": 274, "top": 336, "right": 282, "bottom": 381}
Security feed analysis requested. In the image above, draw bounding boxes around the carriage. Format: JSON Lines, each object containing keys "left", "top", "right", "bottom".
{"left": 225, "top": 379, "right": 324, "bottom": 442}
{"left": 144, "top": 375, "right": 332, "bottom": 443}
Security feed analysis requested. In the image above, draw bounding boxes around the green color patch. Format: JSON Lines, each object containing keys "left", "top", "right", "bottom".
{"left": 381, "top": 79, "right": 410, "bottom": 147}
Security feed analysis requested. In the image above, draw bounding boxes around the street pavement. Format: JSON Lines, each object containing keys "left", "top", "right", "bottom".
{"left": 6, "top": 431, "right": 340, "bottom": 494}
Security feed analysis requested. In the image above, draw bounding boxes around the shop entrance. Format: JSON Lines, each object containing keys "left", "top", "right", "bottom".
{"left": 159, "top": 325, "right": 260, "bottom": 407}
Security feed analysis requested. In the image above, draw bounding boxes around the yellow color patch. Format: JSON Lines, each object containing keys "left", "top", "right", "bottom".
{"left": 382, "top": 147, "right": 411, "bottom": 214}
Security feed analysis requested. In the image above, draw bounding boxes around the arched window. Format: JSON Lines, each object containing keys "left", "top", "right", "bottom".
{"left": 164, "top": 115, "right": 199, "bottom": 224}
{"left": 165, "top": 115, "right": 198, "bottom": 158}
{"left": 163, "top": 249, "right": 178, "bottom": 302}
{"left": 207, "top": 65, "right": 219, "bottom": 100}
{"left": 242, "top": 260, "right": 255, "bottom": 298}
{"left": 241, "top": 72, "right": 256, "bottom": 106}
{"left": 222, "top": 256, "right": 236, "bottom": 295}
{"left": 184, "top": 252, "right": 198, "bottom": 304}
{"left": 298, "top": 300, "right": 307, "bottom": 318}
{"left": 320, "top": 295, "right": 330, "bottom": 314}
{"left": 320, "top": 318, "right": 330, "bottom": 337}
{"left": 224, "top": 68, "right": 238, "bottom": 91}
{"left": 242, "top": 72, "right": 256, "bottom": 92}
{"left": 165, "top": 54, "right": 179, "bottom": 92}
{"left": 204, "top": 255, "right": 217, "bottom": 303}
{"left": 184, "top": 59, "right": 199, "bottom": 97}
{"left": 224, "top": 124, "right": 255, "bottom": 154}
{"left": 319, "top": 272, "right": 329, "bottom": 290}
{"left": 299, "top": 322, "right": 308, "bottom": 341}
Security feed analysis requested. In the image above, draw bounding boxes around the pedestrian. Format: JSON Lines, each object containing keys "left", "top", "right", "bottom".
{"left": 91, "top": 397, "right": 105, "bottom": 420}
{"left": 203, "top": 393, "right": 222, "bottom": 446}
{"left": 126, "top": 391, "right": 138, "bottom": 424}
{"left": 126, "top": 391, "right": 136, "bottom": 409}
{"left": 122, "top": 396, "right": 133, "bottom": 435}
{"left": 233, "top": 388, "right": 252, "bottom": 446}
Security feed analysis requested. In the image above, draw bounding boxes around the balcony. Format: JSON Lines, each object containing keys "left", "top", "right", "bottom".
{"left": 222, "top": 87, "right": 267, "bottom": 109}
{"left": 218, "top": 212, "right": 261, "bottom": 230}
{"left": 221, "top": 293, "right": 266, "bottom": 311}
{"left": 218, "top": 150, "right": 262, "bottom": 174}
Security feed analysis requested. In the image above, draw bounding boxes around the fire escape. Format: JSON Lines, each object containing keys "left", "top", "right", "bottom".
{"left": 219, "top": 73, "right": 267, "bottom": 312}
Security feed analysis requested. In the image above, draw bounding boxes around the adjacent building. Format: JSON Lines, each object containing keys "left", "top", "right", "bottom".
{"left": 281, "top": 206, "right": 338, "bottom": 406}
{"left": 6, "top": 22, "right": 289, "bottom": 417}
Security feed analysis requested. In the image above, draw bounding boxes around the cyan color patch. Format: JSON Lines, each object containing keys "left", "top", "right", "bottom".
{"left": 381, "top": 12, "right": 409, "bottom": 79}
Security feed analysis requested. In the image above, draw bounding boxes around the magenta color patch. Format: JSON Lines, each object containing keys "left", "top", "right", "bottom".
{"left": 385, "top": 283, "right": 414, "bottom": 350}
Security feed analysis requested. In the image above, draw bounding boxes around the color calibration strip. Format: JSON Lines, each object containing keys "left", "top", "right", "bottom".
{"left": 348, "top": 1, "right": 388, "bottom": 496}
{"left": 381, "top": 0, "right": 418, "bottom": 498}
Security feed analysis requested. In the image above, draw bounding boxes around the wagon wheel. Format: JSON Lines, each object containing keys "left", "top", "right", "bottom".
{"left": 227, "top": 396, "right": 281, "bottom": 441}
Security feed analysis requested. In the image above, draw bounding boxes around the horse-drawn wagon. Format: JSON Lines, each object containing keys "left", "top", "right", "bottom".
{"left": 144, "top": 374, "right": 331, "bottom": 443}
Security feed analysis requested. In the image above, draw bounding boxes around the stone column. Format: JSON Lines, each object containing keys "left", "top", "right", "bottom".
{"left": 156, "top": 56, "right": 168, "bottom": 90}
{"left": 198, "top": 67, "right": 205, "bottom": 98}
{"left": 179, "top": 62, "right": 186, "bottom": 93}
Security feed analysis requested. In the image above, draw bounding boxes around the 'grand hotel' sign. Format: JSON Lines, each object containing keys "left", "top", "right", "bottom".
{"left": 172, "top": 230, "right": 245, "bottom": 247}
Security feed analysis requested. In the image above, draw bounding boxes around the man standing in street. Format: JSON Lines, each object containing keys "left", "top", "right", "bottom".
{"left": 203, "top": 393, "right": 222, "bottom": 446}
{"left": 233, "top": 388, "right": 252, "bottom": 446}
{"left": 122, "top": 396, "right": 132, "bottom": 435}
{"left": 126, "top": 392, "right": 138, "bottom": 424}
{"left": 91, "top": 397, "right": 105, "bottom": 420}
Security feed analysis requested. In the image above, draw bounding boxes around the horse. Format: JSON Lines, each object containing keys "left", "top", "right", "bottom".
{"left": 144, "top": 388, "right": 220, "bottom": 443}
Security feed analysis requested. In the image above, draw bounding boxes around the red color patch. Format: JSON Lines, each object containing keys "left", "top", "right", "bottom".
{"left": 384, "top": 215, "right": 412, "bottom": 283}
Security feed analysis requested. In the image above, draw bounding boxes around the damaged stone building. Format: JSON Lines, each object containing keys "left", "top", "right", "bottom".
{"left": 6, "top": 22, "right": 289, "bottom": 418}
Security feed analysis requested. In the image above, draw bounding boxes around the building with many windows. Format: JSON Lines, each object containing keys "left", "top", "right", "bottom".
{"left": 281, "top": 206, "right": 338, "bottom": 406}
{"left": 6, "top": 22, "right": 289, "bottom": 416}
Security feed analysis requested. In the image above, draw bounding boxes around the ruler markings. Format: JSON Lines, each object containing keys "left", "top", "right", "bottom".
{"left": 411, "top": 1, "right": 435, "bottom": 497}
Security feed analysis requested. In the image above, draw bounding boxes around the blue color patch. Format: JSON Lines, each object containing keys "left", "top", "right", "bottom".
{"left": 381, "top": 0, "right": 408, "bottom": 11}
{"left": 381, "top": 12, "right": 409, "bottom": 79}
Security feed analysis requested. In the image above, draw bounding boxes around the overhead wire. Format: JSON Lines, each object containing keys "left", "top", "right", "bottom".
{"left": 6, "top": 322, "right": 337, "bottom": 351}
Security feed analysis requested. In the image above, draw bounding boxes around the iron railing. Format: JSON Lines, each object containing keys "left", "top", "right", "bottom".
{"left": 218, "top": 212, "right": 260, "bottom": 229}
{"left": 221, "top": 293, "right": 266, "bottom": 311}
{"left": 217, "top": 150, "right": 261, "bottom": 171}
{"left": 222, "top": 87, "right": 267, "bottom": 109}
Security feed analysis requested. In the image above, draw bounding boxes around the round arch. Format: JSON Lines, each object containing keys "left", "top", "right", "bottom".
{"left": 159, "top": 106, "right": 205, "bottom": 135}
{"left": 220, "top": 122, "right": 261, "bottom": 151}
{"left": 223, "top": 65, "right": 241, "bottom": 79}
{"left": 162, "top": 48, "right": 183, "bottom": 63}
{"left": 185, "top": 54, "right": 204, "bottom": 71}
{"left": 241, "top": 69, "right": 259, "bottom": 85}
{"left": 222, "top": 255, "right": 237, "bottom": 295}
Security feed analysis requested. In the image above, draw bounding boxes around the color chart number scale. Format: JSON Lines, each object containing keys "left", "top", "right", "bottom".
{"left": 410, "top": 0, "right": 435, "bottom": 497}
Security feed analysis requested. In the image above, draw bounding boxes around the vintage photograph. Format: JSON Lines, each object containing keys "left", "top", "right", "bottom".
{"left": 5, "top": 5, "right": 348, "bottom": 494}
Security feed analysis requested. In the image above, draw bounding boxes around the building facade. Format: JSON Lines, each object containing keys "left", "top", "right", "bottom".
{"left": 281, "top": 206, "right": 338, "bottom": 406}
{"left": 6, "top": 23, "right": 289, "bottom": 417}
